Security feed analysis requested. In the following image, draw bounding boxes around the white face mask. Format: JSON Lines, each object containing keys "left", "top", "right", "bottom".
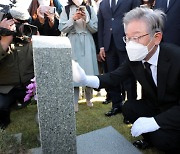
{"left": 126, "top": 41, "right": 148, "bottom": 61}
{"left": 72, "top": 0, "right": 83, "bottom": 6}
{"left": 38, "top": 0, "right": 50, "bottom": 6}
{"left": 126, "top": 39, "right": 155, "bottom": 61}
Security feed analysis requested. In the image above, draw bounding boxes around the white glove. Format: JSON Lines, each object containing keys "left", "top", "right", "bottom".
{"left": 72, "top": 60, "right": 87, "bottom": 85}
{"left": 72, "top": 60, "right": 99, "bottom": 88}
{"left": 131, "top": 117, "right": 160, "bottom": 137}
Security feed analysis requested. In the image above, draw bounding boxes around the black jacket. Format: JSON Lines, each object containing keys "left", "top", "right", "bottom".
{"left": 98, "top": 43, "right": 180, "bottom": 130}
{"left": 154, "top": 0, "right": 180, "bottom": 46}
{"left": 98, "top": 0, "right": 141, "bottom": 51}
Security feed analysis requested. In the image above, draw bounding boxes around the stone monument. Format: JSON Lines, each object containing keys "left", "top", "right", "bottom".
{"left": 76, "top": 126, "right": 142, "bottom": 154}
{"left": 32, "top": 36, "right": 76, "bottom": 154}
{"left": 30, "top": 36, "right": 142, "bottom": 154}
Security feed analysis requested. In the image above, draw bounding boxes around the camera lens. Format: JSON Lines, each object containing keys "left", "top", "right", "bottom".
{"left": 23, "top": 25, "right": 32, "bottom": 37}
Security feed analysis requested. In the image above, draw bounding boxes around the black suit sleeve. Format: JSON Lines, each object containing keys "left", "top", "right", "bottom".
{"left": 98, "top": 60, "right": 133, "bottom": 88}
{"left": 97, "top": 4, "right": 104, "bottom": 49}
{"left": 155, "top": 102, "right": 180, "bottom": 130}
{"left": 154, "top": 44, "right": 180, "bottom": 131}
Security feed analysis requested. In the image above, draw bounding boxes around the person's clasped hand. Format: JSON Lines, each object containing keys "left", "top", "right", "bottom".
{"left": 73, "top": 10, "right": 83, "bottom": 21}
{"left": 131, "top": 117, "right": 160, "bottom": 137}
{"left": 99, "top": 48, "right": 106, "bottom": 61}
{"left": 79, "top": 9, "right": 86, "bottom": 21}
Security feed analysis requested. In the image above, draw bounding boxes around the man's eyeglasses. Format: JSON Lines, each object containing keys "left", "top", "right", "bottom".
{"left": 123, "top": 33, "right": 149, "bottom": 43}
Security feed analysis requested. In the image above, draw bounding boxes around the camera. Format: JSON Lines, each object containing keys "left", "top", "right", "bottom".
{"left": 15, "top": 22, "right": 38, "bottom": 38}
{"left": 0, "top": 3, "right": 37, "bottom": 41}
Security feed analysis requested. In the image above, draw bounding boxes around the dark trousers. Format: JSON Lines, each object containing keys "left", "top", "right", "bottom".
{"left": 102, "top": 60, "right": 111, "bottom": 101}
{"left": 122, "top": 99, "right": 180, "bottom": 153}
{"left": 106, "top": 38, "right": 137, "bottom": 108}
{"left": 0, "top": 87, "right": 26, "bottom": 123}
{"left": 121, "top": 77, "right": 137, "bottom": 101}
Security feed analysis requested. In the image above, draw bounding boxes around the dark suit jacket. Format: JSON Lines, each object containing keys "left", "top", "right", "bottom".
{"left": 154, "top": 0, "right": 180, "bottom": 46}
{"left": 98, "top": 0, "right": 141, "bottom": 51}
{"left": 98, "top": 43, "right": 180, "bottom": 130}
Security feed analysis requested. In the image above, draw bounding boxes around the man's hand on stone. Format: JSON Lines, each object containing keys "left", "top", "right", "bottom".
{"left": 72, "top": 60, "right": 100, "bottom": 89}
{"left": 72, "top": 60, "right": 88, "bottom": 85}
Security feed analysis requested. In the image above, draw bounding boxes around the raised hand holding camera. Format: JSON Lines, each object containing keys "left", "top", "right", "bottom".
{"left": 73, "top": 6, "right": 86, "bottom": 21}
{"left": 0, "top": 5, "right": 38, "bottom": 43}
{"left": 37, "top": 6, "right": 56, "bottom": 17}
{"left": 0, "top": 18, "right": 15, "bottom": 51}
{"left": 0, "top": 18, "right": 15, "bottom": 31}
{"left": 73, "top": 11, "right": 82, "bottom": 21}
{"left": 37, "top": 6, "right": 56, "bottom": 25}
{"left": 78, "top": 6, "right": 86, "bottom": 21}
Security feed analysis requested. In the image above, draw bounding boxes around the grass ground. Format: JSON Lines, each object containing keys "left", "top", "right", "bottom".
{"left": 2, "top": 97, "right": 164, "bottom": 154}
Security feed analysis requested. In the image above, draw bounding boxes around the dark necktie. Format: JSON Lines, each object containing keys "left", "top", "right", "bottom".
{"left": 144, "top": 62, "right": 157, "bottom": 91}
{"left": 111, "top": 0, "right": 116, "bottom": 12}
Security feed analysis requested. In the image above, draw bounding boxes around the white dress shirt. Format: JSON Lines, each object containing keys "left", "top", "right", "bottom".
{"left": 167, "top": 0, "right": 170, "bottom": 8}
{"left": 143, "top": 45, "right": 160, "bottom": 86}
{"left": 109, "top": 0, "right": 118, "bottom": 7}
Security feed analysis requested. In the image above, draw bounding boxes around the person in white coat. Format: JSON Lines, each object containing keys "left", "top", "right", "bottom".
{"left": 59, "top": 0, "right": 98, "bottom": 112}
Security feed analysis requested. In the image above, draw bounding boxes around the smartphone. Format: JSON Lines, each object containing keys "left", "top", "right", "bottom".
{"left": 78, "top": 6, "right": 86, "bottom": 12}
{"left": 49, "top": 7, "right": 56, "bottom": 14}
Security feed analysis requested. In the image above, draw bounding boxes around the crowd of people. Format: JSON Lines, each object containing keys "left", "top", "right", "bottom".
{"left": 0, "top": 0, "right": 180, "bottom": 153}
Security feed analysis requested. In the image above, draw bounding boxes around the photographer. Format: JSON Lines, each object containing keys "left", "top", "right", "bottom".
{"left": 0, "top": 8, "right": 34, "bottom": 129}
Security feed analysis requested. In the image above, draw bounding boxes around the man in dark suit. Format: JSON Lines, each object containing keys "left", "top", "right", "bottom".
{"left": 154, "top": 0, "right": 180, "bottom": 46}
{"left": 98, "top": 0, "right": 141, "bottom": 116}
{"left": 73, "top": 7, "right": 180, "bottom": 152}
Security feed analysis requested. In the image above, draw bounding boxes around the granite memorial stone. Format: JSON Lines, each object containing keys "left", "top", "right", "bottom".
{"left": 32, "top": 36, "right": 76, "bottom": 154}
{"left": 77, "top": 126, "right": 142, "bottom": 154}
